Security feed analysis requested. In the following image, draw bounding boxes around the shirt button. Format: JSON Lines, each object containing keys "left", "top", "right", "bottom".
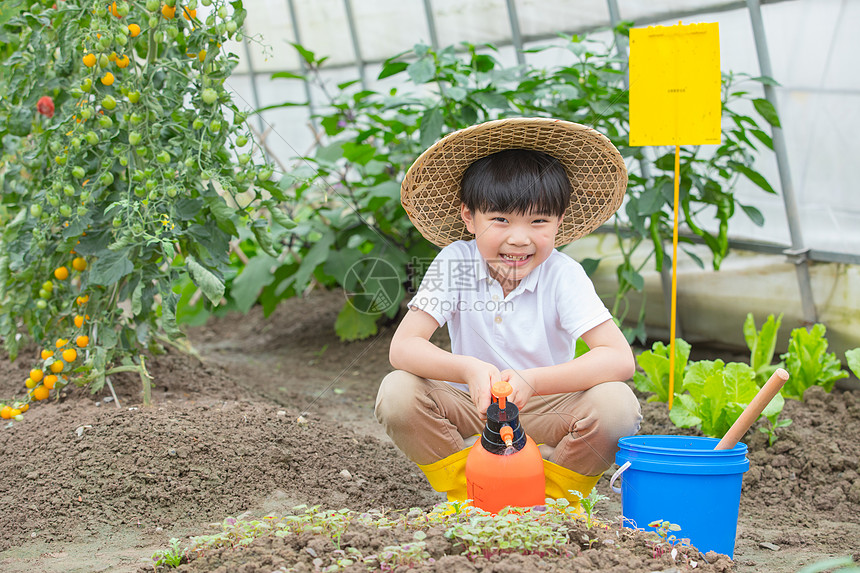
{"left": 492, "top": 295, "right": 499, "bottom": 302}
{"left": 494, "top": 315, "right": 502, "bottom": 324}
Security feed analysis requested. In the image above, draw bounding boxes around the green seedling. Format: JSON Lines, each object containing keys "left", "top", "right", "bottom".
{"left": 647, "top": 520, "right": 688, "bottom": 560}
{"left": 758, "top": 412, "right": 793, "bottom": 447}
{"left": 578, "top": 489, "right": 608, "bottom": 529}
{"left": 444, "top": 512, "right": 569, "bottom": 560}
{"left": 151, "top": 537, "right": 183, "bottom": 569}
{"left": 370, "top": 533, "right": 432, "bottom": 571}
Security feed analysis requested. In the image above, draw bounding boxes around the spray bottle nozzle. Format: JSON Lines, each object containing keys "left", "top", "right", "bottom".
{"left": 491, "top": 379, "right": 512, "bottom": 410}
{"left": 499, "top": 425, "right": 514, "bottom": 447}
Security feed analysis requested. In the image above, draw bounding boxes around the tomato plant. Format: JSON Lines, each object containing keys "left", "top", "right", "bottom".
{"left": 0, "top": 0, "right": 287, "bottom": 415}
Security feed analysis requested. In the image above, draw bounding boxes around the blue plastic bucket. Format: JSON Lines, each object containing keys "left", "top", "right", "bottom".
{"left": 611, "top": 435, "right": 749, "bottom": 558}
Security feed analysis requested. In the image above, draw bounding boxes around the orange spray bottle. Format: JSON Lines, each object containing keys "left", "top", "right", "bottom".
{"left": 465, "top": 379, "right": 545, "bottom": 513}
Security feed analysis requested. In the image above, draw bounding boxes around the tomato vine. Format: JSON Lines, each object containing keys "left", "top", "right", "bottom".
{"left": 0, "top": 0, "right": 287, "bottom": 415}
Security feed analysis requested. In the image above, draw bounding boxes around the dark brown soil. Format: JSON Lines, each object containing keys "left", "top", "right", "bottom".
{"left": 1, "top": 288, "right": 858, "bottom": 573}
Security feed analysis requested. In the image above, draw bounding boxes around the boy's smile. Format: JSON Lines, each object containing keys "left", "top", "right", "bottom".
{"left": 461, "top": 205, "right": 562, "bottom": 296}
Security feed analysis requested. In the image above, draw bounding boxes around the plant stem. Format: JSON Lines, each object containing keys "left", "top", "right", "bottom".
{"left": 102, "top": 359, "right": 153, "bottom": 406}
{"left": 140, "top": 355, "right": 152, "bottom": 407}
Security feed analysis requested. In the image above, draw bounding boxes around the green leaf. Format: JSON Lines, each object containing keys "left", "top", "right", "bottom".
{"left": 132, "top": 281, "right": 144, "bottom": 316}
{"left": 74, "top": 228, "right": 112, "bottom": 256}
{"left": 750, "top": 75, "right": 780, "bottom": 87}
{"left": 723, "top": 362, "right": 758, "bottom": 404}
{"left": 846, "top": 348, "right": 860, "bottom": 379}
{"left": 740, "top": 203, "right": 765, "bottom": 227}
{"left": 269, "top": 207, "right": 296, "bottom": 229}
{"left": 728, "top": 161, "right": 776, "bottom": 194}
{"left": 781, "top": 324, "right": 848, "bottom": 399}
{"left": 472, "top": 54, "right": 495, "bottom": 73}
{"left": 185, "top": 255, "right": 225, "bottom": 306}
{"left": 745, "top": 313, "right": 783, "bottom": 386}
{"left": 291, "top": 43, "right": 317, "bottom": 66}
{"left": 160, "top": 289, "right": 182, "bottom": 338}
{"left": 654, "top": 153, "right": 675, "bottom": 171}
{"left": 637, "top": 186, "right": 665, "bottom": 216}
{"left": 633, "top": 339, "right": 690, "bottom": 402}
{"left": 89, "top": 249, "right": 134, "bottom": 287}
{"left": 363, "top": 180, "right": 400, "bottom": 202}
{"left": 445, "top": 86, "right": 468, "bottom": 101}
{"left": 292, "top": 229, "right": 335, "bottom": 293}
{"left": 761, "top": 391, "right": 785, "bottom": 420}
{"left": 419, "top": 106, "right": 444, "bottom": 149}
{"left": 334, "top": 300, "right": 379, "bottom": 341}
{"left": 315, "top": 140, "right": 345, "bottom": 164}
{"left": 231, "top": 254, "right": 277, "bottom": 313}
{"left": 752, "top": 98, "right": 781, "bottom": 128}
{"left": 749, "top": 128, "right": 773, "bottom": 150}
{"left": 341, "top": 142, "right": 376, "bottom": 165}
{"left": 271, "top": 71, "right": 305, "bottom": 80}
{"left": 620, "top": 267, "right": 644, "bottom": 291}
{"left": 407, "top": 57, "right": 436, "bottom": 84}
{"left": 378, "top": 61, "right": 408, "bottom": 80}
{"left": 204, "top": 192, "right": 239, "bottom": 236}
{"left": 251, "top": 221, "right": 278, "bottom": 257}
{"left": 668, "top": 393, "right": 701, "bottom": 429}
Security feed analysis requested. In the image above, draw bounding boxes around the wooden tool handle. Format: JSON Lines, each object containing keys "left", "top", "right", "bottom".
{"left": 715, "top": 368, "right": 790, "bottom": 450}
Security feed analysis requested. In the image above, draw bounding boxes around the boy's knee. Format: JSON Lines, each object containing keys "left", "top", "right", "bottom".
{"left": 585, "top": 382, "right": 642, "bottom": 440}
{"left": 375, "top": 370, "right": 425, "bottom": 428}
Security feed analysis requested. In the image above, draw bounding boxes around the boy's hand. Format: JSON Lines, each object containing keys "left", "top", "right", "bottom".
{"left": 500, "top": 368, "right": 536, "bottom": 409}
{"left": 464, "top": 359, "right": 502, "bottom": 417}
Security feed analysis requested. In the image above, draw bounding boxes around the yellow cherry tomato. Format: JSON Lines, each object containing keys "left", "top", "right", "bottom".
{"left": 44, "top": 375, "right": 58, "bottom": 390}
{"left": 32, "top": 386, "right": 50, "bottom": 400}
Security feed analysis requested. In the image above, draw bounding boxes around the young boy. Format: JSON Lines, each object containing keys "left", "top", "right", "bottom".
{"left": 375, "top": 118, "right": 641, "bottom": 504}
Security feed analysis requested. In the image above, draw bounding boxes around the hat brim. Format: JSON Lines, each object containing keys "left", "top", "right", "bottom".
{"left": 401, "top": 117, "right": 628, "bottom": 247}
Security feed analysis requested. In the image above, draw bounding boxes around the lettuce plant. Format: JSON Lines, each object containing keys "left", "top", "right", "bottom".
{"left": 633, "top": 338, "right": 691, "bottom": 403}
{"left": 669, "top": 360, "right": 784, "bottom": 438}
{"left": 843, "top": 348, "right": 860, "bottom": 379}
{"left": 744, "top": 313, "right": 783, "bottom": 386}
{"left": 780, "top": 324, "right": 847, "bottom": 400}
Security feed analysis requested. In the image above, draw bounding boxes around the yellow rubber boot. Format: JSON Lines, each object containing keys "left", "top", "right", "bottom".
{"left": 543, "top": 459, "right": 603, "bottom": 510}
{"left": 416, "top": 446, "right": 472, "bottom": 502}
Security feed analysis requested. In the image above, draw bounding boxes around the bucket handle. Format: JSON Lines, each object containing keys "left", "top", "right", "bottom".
{"left": 609, "top": 461, "right": 631, "bottom": 494}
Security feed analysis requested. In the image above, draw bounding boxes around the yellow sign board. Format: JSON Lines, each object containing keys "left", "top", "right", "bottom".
{"left": 629, "top": 22, "right": 721, "bottom": 146}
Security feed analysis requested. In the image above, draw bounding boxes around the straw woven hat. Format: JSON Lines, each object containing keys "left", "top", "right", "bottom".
{"left": 401, "top": 117, "right": 628, "bottom": 247}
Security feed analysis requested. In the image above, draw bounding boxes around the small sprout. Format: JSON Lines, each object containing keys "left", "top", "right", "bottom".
{"left": 151, "top": 537, "right": 183, "bottom": 568}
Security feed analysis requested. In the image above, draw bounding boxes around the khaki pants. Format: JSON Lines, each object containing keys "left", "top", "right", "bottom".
{"left": 375, "top": 370, "right": 642, "bottom": 476}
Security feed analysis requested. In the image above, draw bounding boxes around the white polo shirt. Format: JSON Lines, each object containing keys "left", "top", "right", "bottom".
{"left": 408, "top": 240, "right": 612, "bottom": 392}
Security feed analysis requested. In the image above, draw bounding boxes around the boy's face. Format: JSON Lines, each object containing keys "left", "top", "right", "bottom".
{"left": 461, "top": 204, "right": 561, "bottom": 293}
